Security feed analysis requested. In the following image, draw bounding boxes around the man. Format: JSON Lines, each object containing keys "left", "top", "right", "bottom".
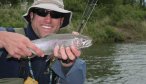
{"left": 0, "top": 0, "right": 86, "bottom": 84}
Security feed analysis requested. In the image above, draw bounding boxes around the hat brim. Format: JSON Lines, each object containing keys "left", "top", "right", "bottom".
{"left": 23, "top": 3, "right": 72, "bottom": 28}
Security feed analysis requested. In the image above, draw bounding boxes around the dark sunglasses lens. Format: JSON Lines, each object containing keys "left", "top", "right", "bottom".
{"left": 33, "top": 8, "right": 64, "bottom": 18}
{"left": 50, "top": 11, "right": 64, "bottom": 18}
{"left": 33, "top": 8, "right": 48, "bottom": 17}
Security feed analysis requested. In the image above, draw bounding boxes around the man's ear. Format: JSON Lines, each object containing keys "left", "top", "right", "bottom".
{"left": 60, "top": 17, "right": 64, "bottom": 26}
{"left": 30, "top": 12, "right": 34, "bottom": 20}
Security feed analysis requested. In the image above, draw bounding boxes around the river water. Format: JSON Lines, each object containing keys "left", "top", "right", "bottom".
{"left": 82, "top": 41, "right": 146, "bottom": 84}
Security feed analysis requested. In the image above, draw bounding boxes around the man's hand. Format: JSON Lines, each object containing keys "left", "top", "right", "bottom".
{"left": 0, "top": 31, "right": 44, "bottom": 59}
{"left": 53, "top": 31, "right": 81, "bottom": 67}
{"left": 54, "top": 44, "right": 81, "bottom": 60}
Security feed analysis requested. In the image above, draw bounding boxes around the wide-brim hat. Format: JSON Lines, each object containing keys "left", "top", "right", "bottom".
{"left": 23, "top": 0, "right": 72, "bottom": 28}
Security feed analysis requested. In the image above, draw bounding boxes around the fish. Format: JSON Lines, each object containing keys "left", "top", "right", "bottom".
{"left": 31, "top": 33, "right": 92, "bottom": 55}
{"left": 7, "top": 34, "right": 92, "bottom": 59}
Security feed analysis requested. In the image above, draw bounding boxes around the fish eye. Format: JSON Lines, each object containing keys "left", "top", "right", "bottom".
{"left": 82, "top": 39, "right": 86, "bottom": 42}
{"left": 82, "top": 39, "right": 87, "bottom": 44}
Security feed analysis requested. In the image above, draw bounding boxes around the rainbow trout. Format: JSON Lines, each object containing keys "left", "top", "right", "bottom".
{"left": 32, "top": 34, "right": 92, "bottom": 55}
{"left": 7, "top": 34, "right": 92, "bottom": 59}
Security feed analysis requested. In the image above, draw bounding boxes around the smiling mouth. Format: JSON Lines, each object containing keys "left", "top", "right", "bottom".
{"left": 42, "top": 25, "right": 52, "bottom": 29}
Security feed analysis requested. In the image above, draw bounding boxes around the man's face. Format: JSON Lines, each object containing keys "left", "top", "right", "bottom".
{"left": 30, "top": 9, "right": 64, "bottom": 38}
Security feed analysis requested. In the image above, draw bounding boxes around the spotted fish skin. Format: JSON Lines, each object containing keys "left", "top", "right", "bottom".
{"left": 32, "top": 34, "right": 92, "bottom": 55}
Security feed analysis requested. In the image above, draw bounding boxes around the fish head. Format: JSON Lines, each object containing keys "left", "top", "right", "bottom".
{"left": 73, "top": 35, "right": 92, "bottom": 49}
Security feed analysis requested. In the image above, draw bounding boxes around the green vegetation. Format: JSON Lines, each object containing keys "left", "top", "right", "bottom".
{"left": 0, "top": 5, "right": 25, "bottom": 27}
{"left": 1, "top": 0, "right": 146, "bottom": 43}
{"left": 64, "top": 0, "right": 146, "bottom": 43}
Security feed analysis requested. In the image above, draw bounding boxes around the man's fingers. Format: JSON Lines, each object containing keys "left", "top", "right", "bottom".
{"left": 18, "top": 44, "right": 32, "bottom": 57}
{"left": 54, "top": 44, "right": 60, "bottom": 58}
{"left": 72, "top": 31, "right": 79, "bottom": 35}
{"left": 8, "top": 48, "right": 23, "bottom": 59}
{"left": 70, "top": 45, "right": 81, "bottom": 57}
{"left": 12, "top": 53, "right": 21, "bottom": 59}
{"left": 65, "top": 47, "right": 75, "bottom": 60}
{"left": 27, "top": 43, "right": 44, "bottom": 57}
{"left": 60, "top": 45, "right": 68, "bottom": 60}
{"left": 53, "top": 44, "right": 81, "bottom": 61}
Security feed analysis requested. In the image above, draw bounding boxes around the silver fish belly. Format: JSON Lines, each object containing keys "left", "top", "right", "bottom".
{"left": 32, "top": 34, "right": 92, "bottom": 55}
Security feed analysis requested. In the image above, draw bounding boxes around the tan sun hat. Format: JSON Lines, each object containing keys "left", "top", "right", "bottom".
{"left": 23, "top": 0, "right": 72, "bottom": 28}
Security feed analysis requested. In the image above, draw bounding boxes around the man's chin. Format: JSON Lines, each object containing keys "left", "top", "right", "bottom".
{"left": 40, "top": 33, "right": 54, "bottom": 38}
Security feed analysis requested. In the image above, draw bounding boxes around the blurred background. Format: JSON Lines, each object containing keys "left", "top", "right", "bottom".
{"left": 1, "top": 0, "right": 146, "bottom": 84}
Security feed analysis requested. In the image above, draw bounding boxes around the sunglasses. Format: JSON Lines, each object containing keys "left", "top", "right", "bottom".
{"left": 32, "top": 8, "right": 64, "bottom": 19}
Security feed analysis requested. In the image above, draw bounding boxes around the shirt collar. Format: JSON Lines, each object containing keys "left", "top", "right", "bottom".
{"left": 24, "top": 24, "right": 39, "bottom": 40}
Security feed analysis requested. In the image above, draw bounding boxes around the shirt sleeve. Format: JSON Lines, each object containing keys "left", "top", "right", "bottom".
{"left": 0, "top": 27, "right": 6, "bottom": 57}
{"left": 0, "top": 27, "right": 6, "bottom": 31}
{"left": 51, "top": 58, "right": 86, "bottom": 84}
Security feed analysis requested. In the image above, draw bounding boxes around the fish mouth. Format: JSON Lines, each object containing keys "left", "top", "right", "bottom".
{"left": 85, "top": 40, "right": 92, "bottom": 47}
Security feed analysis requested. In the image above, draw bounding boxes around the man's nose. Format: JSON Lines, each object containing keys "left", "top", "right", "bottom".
{"left": 44, "top": 14, "right": 51, "bottom": 22}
